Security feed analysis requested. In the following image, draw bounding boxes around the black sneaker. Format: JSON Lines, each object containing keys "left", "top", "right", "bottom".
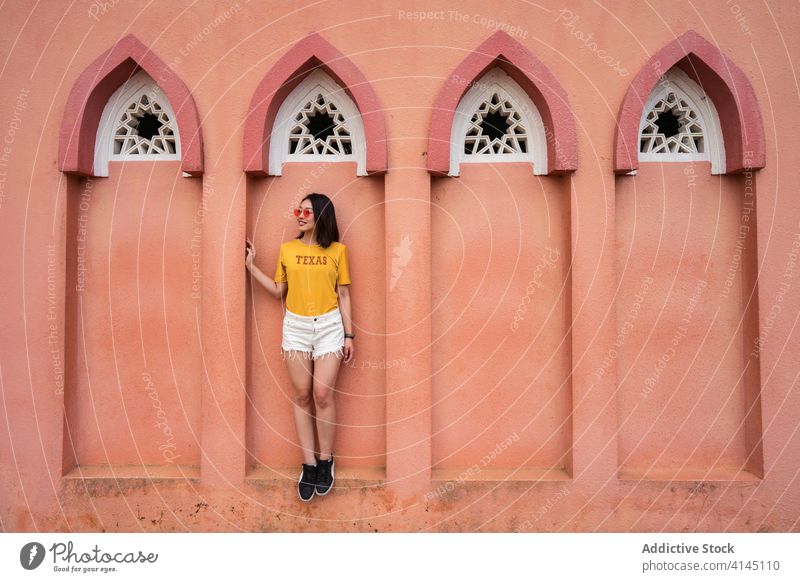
{"left": 315, "top": 456, "right": 335, "bottom": 495}
{"left": 298, "top": 463, "right": 317, "bottom": 502}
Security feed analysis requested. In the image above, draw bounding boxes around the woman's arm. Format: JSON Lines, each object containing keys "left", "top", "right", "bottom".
{"left": 246, "top": 246, "right": 287, "bottom": 300}
{"left": 338, "top": 283, "right": 354, "bottom": 363}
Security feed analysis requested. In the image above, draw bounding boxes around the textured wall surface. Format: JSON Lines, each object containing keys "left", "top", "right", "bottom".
{"left": 0, "top": 0, "right": 798, "bottom": 532}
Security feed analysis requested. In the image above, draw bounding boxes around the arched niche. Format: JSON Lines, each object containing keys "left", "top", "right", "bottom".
{"left": 244, "top": 33, "right": 387, "bottom": 480}
{"left": 427, "top": 32, "right": 576, "bottom": 481}
{"left": 614, "top": 31, "right": 764, "bottom": 481}
{"left": 60, "top": 36, "right": 203, "bottom": 478}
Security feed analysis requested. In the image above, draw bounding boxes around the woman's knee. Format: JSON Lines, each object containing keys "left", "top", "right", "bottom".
{"left": 313, "top": 386, "right": 333, "bottom": 409}
{"left": 293, "top": 389, "right": 313, "bottom": 407}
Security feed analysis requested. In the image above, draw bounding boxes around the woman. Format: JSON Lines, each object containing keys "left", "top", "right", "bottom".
{"left": 245, "top": 193, "right": 354, "bottom": 502}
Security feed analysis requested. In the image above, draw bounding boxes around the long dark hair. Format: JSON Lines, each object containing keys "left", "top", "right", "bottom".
{"left": 296, "top": 192, "right": 340, "bottom": 248}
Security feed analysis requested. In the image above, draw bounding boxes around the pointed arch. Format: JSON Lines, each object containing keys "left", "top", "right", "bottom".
{"left": 269, "top": 69, "right": 366, "bottom": 175}
{"left": 638, "top": 67, "right": 726, "bottom": 173}
{"left": 449, "top": 67, "right": 547, "bottom": 175}
{"left": 93, "top": 69, "right": 183, "bottom": 177}
{"left": 243, "top": 32, "right": 387, "bottom": 176}
{"left": 614, "top": 30, "right": 765, "bottom": 175}
{"left": 58, "top": 34, "right": 203, "bottom": 177}
{"left": 427, "top": 30, "right": 577, "bottom": 176}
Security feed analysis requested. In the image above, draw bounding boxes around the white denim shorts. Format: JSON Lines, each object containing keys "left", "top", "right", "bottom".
{"left": 281, "top": 307, "right": 345, "bottom": 361}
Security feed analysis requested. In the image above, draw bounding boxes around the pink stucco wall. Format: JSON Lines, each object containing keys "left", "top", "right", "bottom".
{"left": 431, "top": 165, "right": 572, "bottom": 475}
{"left": 616, "top": 165, "right": 762, "bottom": 480}
{"left": 64, "top": 163, "right": 203, "bottom": 470}
{"left": 1, "top": 0, "right": 798, "bottom": 532}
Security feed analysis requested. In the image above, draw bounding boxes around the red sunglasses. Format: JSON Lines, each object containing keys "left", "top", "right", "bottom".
{"left": 293, "top": 207, "right": 313, "bottom": 219}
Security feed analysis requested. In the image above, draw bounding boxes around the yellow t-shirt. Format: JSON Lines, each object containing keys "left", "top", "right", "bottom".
{"left": 274, "top": 239, "right": 351, "bottom": 316}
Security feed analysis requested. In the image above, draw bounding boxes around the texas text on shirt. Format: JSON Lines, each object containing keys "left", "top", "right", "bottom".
{"left": 274, "top": 239, "right": 351, "bottom": 316}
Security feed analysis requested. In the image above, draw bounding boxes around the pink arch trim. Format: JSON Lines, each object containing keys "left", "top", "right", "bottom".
{"left": 614, "top": 30, "right": 765, "bottom": 175}
{"left": 58, "top": 34, "right": 204, "bottom": 177}
{"left": 427, "top": 30, "right": 577, "bottom": 175}
{"left": 243, "top": 32, "right": 387, "bottom": 176}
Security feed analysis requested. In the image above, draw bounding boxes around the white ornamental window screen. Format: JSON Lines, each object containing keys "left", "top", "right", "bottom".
{"left": 94, "top": 69, "right": 182, "bottom": 177}
{"left": 637, "top": 67, "right": 725, "bottom": 174}
{"left": 114, "top": 92, "right": 177, "bottom": 155}
{"left": 450, "top": 67, "right": 547, "bottom": 176}
{"left": 270, "top": 69, "right": 366, "bottom": 176}
{"left": 289, "top": 92, "right": 352, "bottom": 156}
{"left": 464, "top": 92, "right": 528, "bottom": 155}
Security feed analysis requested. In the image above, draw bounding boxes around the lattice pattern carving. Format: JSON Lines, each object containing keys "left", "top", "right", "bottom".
{"left": 113, "top": 93, "right": 177, "bottom": 155}
{"left": 640, "top": 91, "right": 704, "bottom": 154}
{"left": 464, "top": 92, "right": 528, "bottom": 155}
{"left": 288, "top": 93, "right": 353, "bottom": 156}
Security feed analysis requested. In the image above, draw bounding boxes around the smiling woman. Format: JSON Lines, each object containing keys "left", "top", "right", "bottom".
{"left": 246, "top": 192, "right": 354, "bottom": 502}
{"left": 6, "top": 1, "right": 792, "bottom": 539}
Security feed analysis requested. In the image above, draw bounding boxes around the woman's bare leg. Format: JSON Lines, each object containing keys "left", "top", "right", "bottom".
{"left": 312, "top": 351, "right": 343, "bottom": 460}
{"left": 283, "top": 350, "right": 316, "bottom": 465}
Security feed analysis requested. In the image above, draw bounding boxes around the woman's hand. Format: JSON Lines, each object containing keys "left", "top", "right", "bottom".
{"left": 245, "top": 239, "right": 284, "bottom": 299}
{"left": 343, "top": 337, "right": 354, "bottom": 364}
{"left": 245, "top": 238, "right": 255, "bottom": 270}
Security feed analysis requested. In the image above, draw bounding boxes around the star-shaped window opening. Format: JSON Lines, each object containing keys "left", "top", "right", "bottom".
{"left": 289, "top": 93, "right": 353, "bottom": 156}
{"left": 464, "top": 93, "right": 528, "bottom": 155}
